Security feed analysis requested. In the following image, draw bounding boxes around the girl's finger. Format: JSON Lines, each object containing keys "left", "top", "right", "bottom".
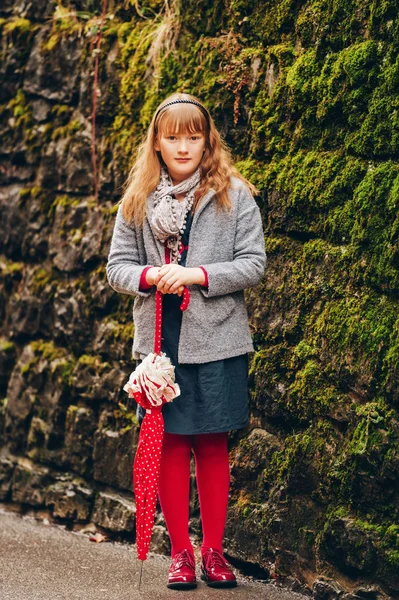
{"left": 157, "top": 276, "right": 175, "bottom": 293}
{"left": 164, "top": 278, "right": 180, "bottom": 292}
{"left": 156, "top": 269, "right": 169, "bottom": 282}
{"left": 158, "top": 274, "right": 171, "bottom": 285}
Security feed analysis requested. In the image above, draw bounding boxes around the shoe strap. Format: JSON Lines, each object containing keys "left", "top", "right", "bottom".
{"left": 172, "top": 550, "right": 195, "bottom": 570}
{"left": 204, "top": 550, "right": 231, "bottom": 569}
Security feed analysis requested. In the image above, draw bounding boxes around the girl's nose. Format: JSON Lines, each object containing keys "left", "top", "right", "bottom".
{"left": 178, "top": 140, "right": 188, "bottom": 153}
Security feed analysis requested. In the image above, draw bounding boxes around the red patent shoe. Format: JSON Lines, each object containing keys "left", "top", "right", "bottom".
{"left": 167, "top": 549, "right": 197, "bottom": 590}
{"left": 201, "top": 548, "right": 237, "bottom": 588}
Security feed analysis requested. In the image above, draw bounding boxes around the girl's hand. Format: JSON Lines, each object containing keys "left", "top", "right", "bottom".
{"left": 155, "top": 264, "right": 189, "bottom": 295}
{"left": 147, "top": 266, "right": 185, "bottom": 296}
{"left": 146, "top": 267, "right": 161, "bottom": 286}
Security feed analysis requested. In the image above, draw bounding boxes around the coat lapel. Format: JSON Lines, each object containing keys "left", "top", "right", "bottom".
{"left": 191, "top": 187, "right": 216, "bottom": 228}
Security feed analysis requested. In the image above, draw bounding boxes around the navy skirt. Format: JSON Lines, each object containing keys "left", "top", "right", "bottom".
{"left": 136, "top": 210, "right": 249, "bottom": 435}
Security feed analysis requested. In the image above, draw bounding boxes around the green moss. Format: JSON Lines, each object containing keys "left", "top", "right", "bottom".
{"left": 382, "top": 314, "right": 399, "bottom": 400}
{"left": 51, "top": 119, "right": 83, "bottom": 141}
{"left": 78, "top": 354, "right": 97, "bottom": 367}
{"left": 100, "top": 318, "right": 135, "bottom": 344}
{"left": 18, "top": 188, "right": 32, "bottom": 200}
{"left": 234, "top": 158, "right": 265, "bottom": 188}
{"left": 54, "top": 195, "right": 81, "bottom": 208}
{"left": 19, "top": 342, "right": 73, "bottom": 384}
{"left": 52, "top": 359, "right": 76, "bottom": 385}
{"left": 70, "top": 228, "right": 84, "bottom": 244}
{"left": 384, "top": 549, "right": 399, "bottom": 569}
{"left": 263, "top": 420, "right": 328, "bottom": 488}
{"left": 77, "top": 355, "right": 111, "bottom": 372}
{"left": 329, "top": 513, "right": 399, "bottom": 568}
{"left": 0, "top": 259, "right": 24, "bottom": 275}
{"left": 117, "top": 322, "right": 135, "bottom": 343}
{"left": 42, "top": 4, "right": 85, "bottom": 51}
{"left": 20, "top": 363, "right": 30, "bottom": 375}
{"left": 102, "top": 203, "right": 120, "bottom": 216}
{"left": 348, "top": 401, "right": 392, "bottom": 456}
{"left": 242, "top": 505, "right": 251, "bottom": 518}
{"left": 113, "top": 401, "right": 138, "bottom": 429}
{"left": 384, "top": 524, "right": 399, "bottom": 545}
{"left": 31, "top": 268, "right": 52, "bottom": 293}
{"left": 52, "top": 104, "right": 71, "bottom": 121}
{"left": 352, "top": 516, "right": 385, "bottom": 537}
{"left": 17, "top": 186, "right": 56, "bottom": 219}
{"left": 44, "top": 33, "right": 61, "bottom": 52}
{"left": 22, "top": 186, "right": 40, "bottom": 198}
{"left": 2, "top": 17, "right": 33, "bottom": 36}
{"left": 286, "top": 359, "right": 337, "bottom": 421}
{"left": 313, "top": 292, "right": 398, "bottom": 388}
{"left": 0, "top": 340, "right": 15, "bottom": 354}
{"left": 30, "top": 340, "right": 68, "bottom": 362}
{"left": 112, "top": 18, "right": 163, "bottom": 162}
{"left": 7, "top": 90, "right": 32, "bottom": 130}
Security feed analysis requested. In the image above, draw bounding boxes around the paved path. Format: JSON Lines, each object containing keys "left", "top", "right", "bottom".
{"left": 0, "top": 508, "right": 306, "bottom": 600}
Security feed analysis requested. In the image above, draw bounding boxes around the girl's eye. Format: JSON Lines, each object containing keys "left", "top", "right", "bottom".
{"left": 165, "top": 134, "right": 202, "bottom": 140}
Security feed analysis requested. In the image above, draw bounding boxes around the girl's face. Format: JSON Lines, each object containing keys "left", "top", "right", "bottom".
{"left": 154, "top": 130, "right": 206, "bottom": 185}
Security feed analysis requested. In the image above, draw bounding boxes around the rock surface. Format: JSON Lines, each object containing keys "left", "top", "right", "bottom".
{"left": 0, "top": 1, "right": 398, "bottom": 598}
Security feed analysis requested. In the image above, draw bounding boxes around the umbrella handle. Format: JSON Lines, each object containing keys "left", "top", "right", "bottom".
{"left": 154, "top": 287, "right": 190, "bottom": 355}
{"left": 154, "top": 244, "right": 191, "bottom": 354}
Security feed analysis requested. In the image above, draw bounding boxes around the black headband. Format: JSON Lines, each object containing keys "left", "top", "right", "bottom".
{"left": 154, "top": 99, "right": 210, "bottom": 126}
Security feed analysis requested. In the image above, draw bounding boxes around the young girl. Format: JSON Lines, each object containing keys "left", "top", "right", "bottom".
{"left": 106, "top": 92, "right": 266, "bottom": 590}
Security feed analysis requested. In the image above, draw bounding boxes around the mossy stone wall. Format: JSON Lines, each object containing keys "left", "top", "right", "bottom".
{"left": 0, "top": 1, "right": 398, "bottom": 597}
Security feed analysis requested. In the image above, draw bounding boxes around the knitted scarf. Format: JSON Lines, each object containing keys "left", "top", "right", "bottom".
{"left": 150, "top": 166, "right": 201, "bottom": 263}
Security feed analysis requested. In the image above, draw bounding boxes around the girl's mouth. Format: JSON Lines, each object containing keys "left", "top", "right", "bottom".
{"left": 175, "top": 158, "right": 191, "bottom": 162}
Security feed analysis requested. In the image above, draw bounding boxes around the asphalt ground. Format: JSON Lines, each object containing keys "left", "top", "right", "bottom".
{"left": 0, "top": 507, "right": 307, "bottom": 600}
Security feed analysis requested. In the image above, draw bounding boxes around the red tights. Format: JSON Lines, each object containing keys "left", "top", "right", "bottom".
{"left": 157, "top": 431, "right": 230, "bottom": 557}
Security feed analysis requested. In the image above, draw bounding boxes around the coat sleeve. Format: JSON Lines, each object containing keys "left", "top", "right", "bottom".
{"left": 199, "top": 185, "right": 267, "bottom": 298}
{"left": 106, "top": 205, "right": 153, "bottom": 298}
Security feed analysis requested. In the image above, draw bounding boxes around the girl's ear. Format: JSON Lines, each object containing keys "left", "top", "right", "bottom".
{"left": 154, "top": 136, "right": 160, "bottom": 151}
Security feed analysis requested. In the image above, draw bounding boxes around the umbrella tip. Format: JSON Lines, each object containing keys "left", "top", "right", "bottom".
{"left": 138, "top": 560, "right": 144, "bottom": 591}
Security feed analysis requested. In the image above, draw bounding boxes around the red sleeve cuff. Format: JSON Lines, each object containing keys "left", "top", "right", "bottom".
{"left": 199, "top": 266, "right": 208, "bottom": 288}
{"left": 139, "top": 266, "right": 153, "bottom": 290}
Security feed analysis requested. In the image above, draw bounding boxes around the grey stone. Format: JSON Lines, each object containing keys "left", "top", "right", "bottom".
{"left": 92, "top": 412, "right": 138, "bottom": 492}
{"left": 0, "top": 453, "right": 15, "bottom": 500}
{"left": 23, "top": 26, "right": 83, "bottom": 102}
{"left": 312, "top": 578, "right": 344, "bottom": 599}
{"left": 11, "top": 457, "right": 52, "bottom": 506}
{"left": 52, "top": 288, "right": 92, "bottom": 350}
{"left": 0, "top": 0, "right": 56, "bottom": 20}
{"left": 62, "top": 405, "right": 96, "bottom": 476}
{"left": 230, "top": 427, "right": 282, "bottom": 492}
{"left": 31, "top": 98, "right": 51, "bottom": 122}
{"left": 0, "top": 341, "right": 16, "bottom": 397}
{"left": 149, "top": 524, "right": 171, "bottom": 556}
{"left": 45, "top": 474, "right": 94, "bottom": 521}
{"left": 320, "top": 517, "right": 377, "bottom": 575}
{"left": 352, "top": 585, "right": 389, "bottom": 599}
{"left": 92, "top": 490, "right": 135, "bottom": 533}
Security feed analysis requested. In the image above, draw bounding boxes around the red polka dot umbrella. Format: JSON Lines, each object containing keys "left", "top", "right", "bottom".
{"left": 123, "top": 287, "right": 190, "bottom": 578}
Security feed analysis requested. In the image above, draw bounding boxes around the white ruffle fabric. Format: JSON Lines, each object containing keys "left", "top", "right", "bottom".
{"left": 123, "top": 351, "right": 181, "bottom": 409}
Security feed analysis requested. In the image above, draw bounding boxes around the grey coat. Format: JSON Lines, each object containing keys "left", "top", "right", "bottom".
{"left": 106, "top": 176, "right": 267, "bottom": 364}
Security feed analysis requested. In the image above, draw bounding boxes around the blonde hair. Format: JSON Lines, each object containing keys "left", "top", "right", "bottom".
{"left": 120, "top": 92, "right": 259, "bottom": 227}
